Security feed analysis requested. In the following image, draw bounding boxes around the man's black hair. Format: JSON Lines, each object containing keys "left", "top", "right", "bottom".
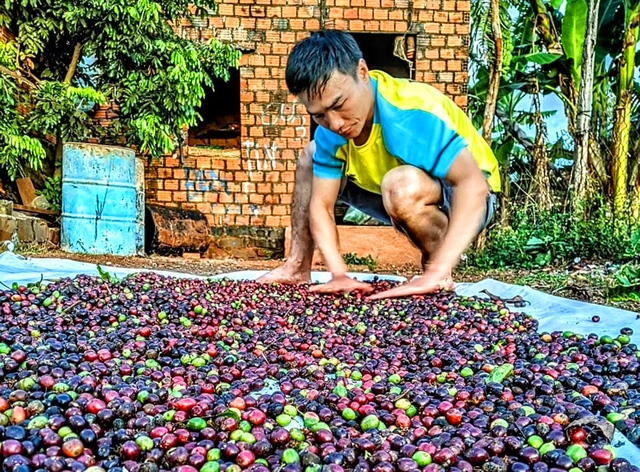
{"left": 285, "top": 30, "right": 363, "bottom": 98}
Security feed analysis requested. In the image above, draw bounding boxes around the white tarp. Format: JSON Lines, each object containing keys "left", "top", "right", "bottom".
{"left": 1, "top": 251, "right": 639, "bottom": 463}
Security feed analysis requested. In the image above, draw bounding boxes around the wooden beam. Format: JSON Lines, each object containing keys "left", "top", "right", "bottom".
{"left": 13, "top": 204, "right": 60, "bottom": 217}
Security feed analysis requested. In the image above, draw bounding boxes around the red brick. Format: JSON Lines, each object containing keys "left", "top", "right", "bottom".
{"left": 281, "top": 194, "right": 292, "bottom": 205}
{"left": 281, "top": 171, "right": 295, "bottom": 182}
{"left": 306, "top": 19, "right": 320, "bottom": 29}
{"left": 256, "top": 91, "right": 270, "bottom": 102}
{"left": 241, "top": 90, "right": 254, "bottom": 101}
{"left": 266, "top": 171, "right": 280, "bottom": 182}
{"left": 157, "top": 168, "right": 173, "bottom": 178}
{"left": 165, "top": 157, "right": 180, "bottom": 167}
{"left": 235, "top": 171, "right": 249, "bottom": 181}
{"left": 227, "top": 158, "right": 242, "bottom": 170}
{"left": 219, "top": 193, "right": 234, "bottom": 204}
{"left": 250, "top": 194, "right": 265, "bottom": 204}
{"left": 441, "top": 24, "right": 455, "bottom": 35}
{"left": 432, "top": 60, "right": 446, "bottom": 71}
{"left": 273, "top": 183, "right": 287, "bottom": 194}
{"left": 147, "top": 180, "right": 163, "bottom": 190}
{"left": 256, "top": 19, "right": 271, "bottom": 29}
{"left": 165, "top": 179, "right": 179, "bottom": 190}
{"left": 447, "top": 35, "right": 463, "bottom": 47}
{"left": 345, "top": 8, "right": 358, "bottom": 18}
{"left": 196, "top": 157, "right": 211, "bottom": 169}
{"left": 173, "top": 191, "right": 188, "bottom": 202}
{"left": 218, "top": 4, "right": 234, "bottom": 15}
{"left": 431, "top": 36, "right": 446, "bottom": 47}
{"left": 282, "top": 6, "right": 297, "bottom": 16}
{"left": 424, "top": 22, "right": 440, "bottom": 33}
{"left": 255, "top": 67, "right": 270, "bottom": 79}
{"left": 265, "top": 216, "right": 280, "bottom": 227}
{"left": 349, "top": 20, "right": 365, "bottom": 30}
{"left": 373, "top": 9, "right": 388, "bottom": 20}
{"left": 437, "top": 71, "right": 454, "bottom": 82}
{"left": 265, "top": 6, "right": 283, "bottom": 18}
{"left": 447, "top": 60, "right": 462, "bottom": 71}
{"left": 273, "top": 205, "right": 288, "bottom": 216}
{"left": 257, "top": 183, "right": 271, "bottom": 194}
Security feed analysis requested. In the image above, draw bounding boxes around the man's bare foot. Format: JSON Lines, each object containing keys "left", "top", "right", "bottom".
{"left": 257, "top": 265, "right": 311, "bottom": 284}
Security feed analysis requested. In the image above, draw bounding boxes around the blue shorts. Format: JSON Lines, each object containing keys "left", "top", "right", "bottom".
{"left": 338, "top": 177, "right": 498, "bottom": 234}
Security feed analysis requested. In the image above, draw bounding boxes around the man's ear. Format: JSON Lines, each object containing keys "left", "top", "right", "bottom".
{"left": 357, "top": 59, "right": 369, "bottom": 81}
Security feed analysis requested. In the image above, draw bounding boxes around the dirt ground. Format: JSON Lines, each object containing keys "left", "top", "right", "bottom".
{"left": 26, "top": 248, "right": 422, "bottom": 279}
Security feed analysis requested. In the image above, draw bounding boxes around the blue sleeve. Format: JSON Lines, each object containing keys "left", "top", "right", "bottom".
{"left": 312, "top": 126, "right": 346, "bottom": 180}
{"left": 378, "top": 104, "right": 467, "bottom": 179}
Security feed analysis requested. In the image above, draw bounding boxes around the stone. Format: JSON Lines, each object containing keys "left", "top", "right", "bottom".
{"left": 31, "top": 195, "right": 51, "bottom": 210}
{"left": 0, "top": 215, "right": 18, "bottom": 241}
{"left": 48, "top": 227, "right": 60, "bottom": 245}
{"left": 0, "top": 200, "right": 12, "bottom": 216}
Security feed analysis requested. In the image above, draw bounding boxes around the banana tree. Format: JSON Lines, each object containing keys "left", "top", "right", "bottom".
{"left": 610, "top": 0, "right": 640, "bottom": 219}
{"left": 572, "top": 0, "right": 600, "bottom": 211}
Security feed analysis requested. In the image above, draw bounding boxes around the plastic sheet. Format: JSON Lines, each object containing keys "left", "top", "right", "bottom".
{"left": 1, "top": 251, "right": 639, "bottom": 462}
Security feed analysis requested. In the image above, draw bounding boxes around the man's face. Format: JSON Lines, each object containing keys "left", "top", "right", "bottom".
{"left": 299, "top": 59, "right": 374, "bottom": 141}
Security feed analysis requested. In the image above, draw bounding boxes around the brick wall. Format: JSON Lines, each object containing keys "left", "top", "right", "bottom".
{"left": 145, "top": 0, "right": 470, "bottom": 251}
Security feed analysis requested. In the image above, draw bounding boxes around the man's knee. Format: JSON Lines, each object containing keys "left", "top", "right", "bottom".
{"left": 381, "top": 166, "right": 440, "bottom": 215}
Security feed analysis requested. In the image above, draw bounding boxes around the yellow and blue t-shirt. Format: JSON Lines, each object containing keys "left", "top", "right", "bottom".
{"left": 313, "top": 70, "right": 501, "bottom": 194}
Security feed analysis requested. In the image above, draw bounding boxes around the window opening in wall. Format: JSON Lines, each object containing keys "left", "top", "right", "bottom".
{"left": 189, "top": 67, "right": 240, "bottom": 149}
{"left": 332, "top": 33, "right": 416, "bottom": 226}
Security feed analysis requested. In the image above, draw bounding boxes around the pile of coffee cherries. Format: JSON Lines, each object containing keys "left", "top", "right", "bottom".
{"left": 1, "top": 273, "right": 639, "bottom": 472}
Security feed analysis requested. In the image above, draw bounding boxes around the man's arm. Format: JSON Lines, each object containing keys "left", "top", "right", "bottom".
{"left": 428, "top": 148, "right": 488, "bottom": 274}
{"left": 309, "top": 176, "right": 373, "bottom": 294}
{"left": 309, "top": 177, "right": 346, "bottom": 275}
{"left": 369, "top": 148, "right": 487, "bottom": 299}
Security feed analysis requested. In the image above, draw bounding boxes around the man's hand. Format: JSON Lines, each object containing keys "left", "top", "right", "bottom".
{"left": 310, "top": 274, "right": 374, "bottom": 294}
{"left": 367, "top": 271, "right": 454, "bottom": 300}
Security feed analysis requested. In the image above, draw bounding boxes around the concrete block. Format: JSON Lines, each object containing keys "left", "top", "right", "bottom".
{"left": 15, "top": 214, "right": 35, "bottom": 242}
{"left": 33, "top": 219, "right": 49, "bottom": 243}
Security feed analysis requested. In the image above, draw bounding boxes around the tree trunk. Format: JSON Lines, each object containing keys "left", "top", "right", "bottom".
{"left": 611, "top": 8, "right": 640, "bottom": 219}
{"left": 56, "top": 43, "right": 84, "bottom": 167}
{"left": 571, "top": 0, "right": 599, "bottom": 215}
{"left": 530, "top": 0, "right": 578, "bottom": 133}
{"left": 630, "top": 139, "right": 640, "bottom": 221}
{"left": 531, "top": 83, "right": 553, "bottom": 210}
{"left": 481, "top": 0, "right": 503, "bottom": 144}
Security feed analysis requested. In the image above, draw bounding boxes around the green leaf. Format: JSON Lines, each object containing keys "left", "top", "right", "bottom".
{"left": 494, "top": 139, "right": 515, "bottom": 166}
{"left": 562, "top": 0, "right": 589, "bottom": 86}
{"left": 486, "top": 364, "right": 514, "bottom": 384}
{"left": 517, "top": 52, "right": 563, "bottom": 66}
